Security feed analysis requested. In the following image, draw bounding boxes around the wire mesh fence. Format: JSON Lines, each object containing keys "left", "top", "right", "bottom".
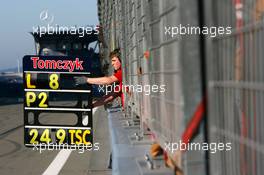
{"left": 206, "top": 0, "right": 264, "bottom": 174}
{"left": 98, "top": 0, "right": 264, "bottom": 174}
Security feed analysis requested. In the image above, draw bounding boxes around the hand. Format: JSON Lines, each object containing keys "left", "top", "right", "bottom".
{"left": 74, "top": 76, "right": 87, "bottom": 86}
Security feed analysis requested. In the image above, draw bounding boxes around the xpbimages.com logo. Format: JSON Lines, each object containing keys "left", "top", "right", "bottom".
{"left": 32, "top": 10, "right": 99, "bottom": 37}
{"left": 98, "top": 84, "right": 166, "bottom": 96}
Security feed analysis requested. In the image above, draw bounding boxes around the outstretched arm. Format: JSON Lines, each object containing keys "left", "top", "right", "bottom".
{"left": 74, "top": 75, "right": 118, "bottom": 86}
{"left": 88, "top": 75, "right": 118, "bottom": 85}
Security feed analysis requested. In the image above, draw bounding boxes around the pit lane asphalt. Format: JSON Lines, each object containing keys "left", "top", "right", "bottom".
{"left": 0, "top": 103, "right": 111, "bottom": 175}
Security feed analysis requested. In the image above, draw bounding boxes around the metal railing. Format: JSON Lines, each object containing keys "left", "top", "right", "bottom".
{"left": 97, "top": 0, "right": 264, "bottom": 174}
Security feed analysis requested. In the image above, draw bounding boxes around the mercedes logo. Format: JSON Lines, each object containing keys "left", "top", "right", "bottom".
{"left": 40, "top": 10, "right": 54, "bottom": 24}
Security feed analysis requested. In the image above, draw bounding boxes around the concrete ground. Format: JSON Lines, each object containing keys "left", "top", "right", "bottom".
{"left": 0, "top": 103, "right": 111, "bottom": 175}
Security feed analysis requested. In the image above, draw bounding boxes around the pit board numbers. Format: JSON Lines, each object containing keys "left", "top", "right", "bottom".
{"left": 23, "top": 56, "right": 92, "bottom": 148}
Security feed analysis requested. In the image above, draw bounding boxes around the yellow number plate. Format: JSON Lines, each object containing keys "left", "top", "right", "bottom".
{"left": 25, "top": 128, "right": 92, "bottom": 146}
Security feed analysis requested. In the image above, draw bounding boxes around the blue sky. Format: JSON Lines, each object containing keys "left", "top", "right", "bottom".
{"left": 0, "top": 0, "right": 98, "bottom": 70}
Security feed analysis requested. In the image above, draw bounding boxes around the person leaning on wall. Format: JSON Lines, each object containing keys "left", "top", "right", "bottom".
{"left": 74, "top": 48, "right": 124, "bottom": 108}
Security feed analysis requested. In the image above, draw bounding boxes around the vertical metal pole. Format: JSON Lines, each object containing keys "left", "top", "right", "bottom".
{"left": 198, "top": 0, "right": 209, "bottom": 174}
